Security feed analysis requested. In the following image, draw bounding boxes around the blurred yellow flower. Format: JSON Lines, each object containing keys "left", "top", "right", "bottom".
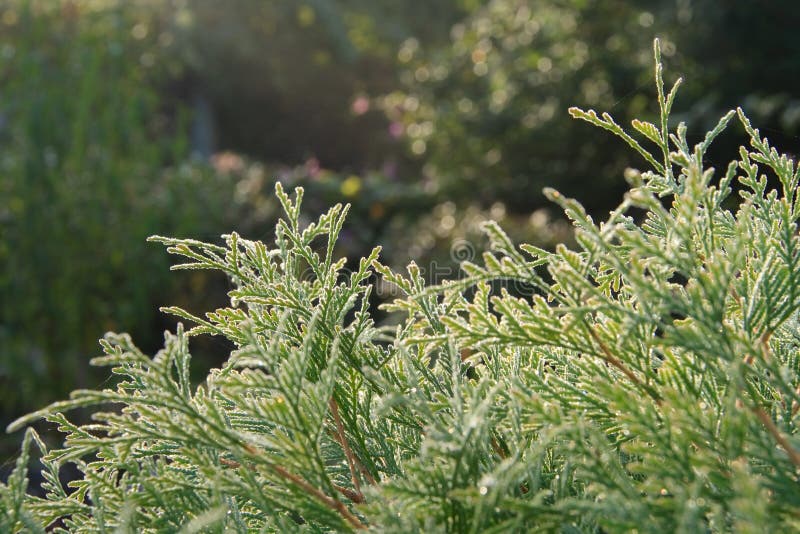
{"left": 297, "top": 5, "right": 315, "bottom": 27}
{"left": 340, "top": 175, "right": 362, "bottom": 197}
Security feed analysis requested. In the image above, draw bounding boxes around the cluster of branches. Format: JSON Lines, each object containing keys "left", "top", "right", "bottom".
{"left": 2, "top": 42, "right": 799, "bottom": 532}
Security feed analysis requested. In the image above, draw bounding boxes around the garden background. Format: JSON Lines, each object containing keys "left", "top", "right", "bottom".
{"left": 1, "top": 0, "right": 799, "bottom": 474}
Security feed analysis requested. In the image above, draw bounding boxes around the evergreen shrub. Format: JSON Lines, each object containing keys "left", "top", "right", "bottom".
{"left": 4, "top": 41, "right": 800, "bottom": 532}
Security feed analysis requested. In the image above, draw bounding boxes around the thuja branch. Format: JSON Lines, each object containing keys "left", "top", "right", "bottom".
{"left": 584, "top": 321, "right": 663, "bottom": 404}
{"left": 268, "top": 462, "right": 367, "bottom": 530}
{"left": 240, "top": 444, "right": 367, "bottom": 530}
{"left": 741, "top": 339, "right": 800, "bottom": 469}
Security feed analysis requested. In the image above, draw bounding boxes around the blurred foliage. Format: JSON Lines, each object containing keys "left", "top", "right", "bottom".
{"left": 388, "top": 0, "right": 800, "bottom": 213}
{"left": 207, "top": 152, "right": 568, "bottom": 279}
{"left": 0, "top": 1, "right": 274, "bottom": 429}
{"left": 386, "top": 0, "right": 673, "bottom": 212}
{"left": 0, "top": 0, "right": 176, "bottom": 415}
{"left": 163, "top": 0, "right": 466, "bottom": 170}
{"left": 663, "top": 1, "right": 800, "bottom": 158}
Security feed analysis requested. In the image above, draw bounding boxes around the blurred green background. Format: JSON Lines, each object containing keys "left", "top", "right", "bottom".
{"left": 1, "top": 0, "right": 799, "bottom": 468}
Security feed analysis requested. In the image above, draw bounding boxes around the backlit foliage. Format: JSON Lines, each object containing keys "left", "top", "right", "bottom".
{"left": 4, "top": 41, "right": 800, "bottom": 532}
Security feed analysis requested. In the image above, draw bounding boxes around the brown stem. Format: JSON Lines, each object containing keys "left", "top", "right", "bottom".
{"left": 490, "top": 436, "right": 507, "bottom": 459}
{"left": 241, "top": 443, "right": 367, "bottom": 530}
{"left": 330, "top": 397, "right": 363, "bottom": 496}
{"left": 330, "top": 397, "right": 377, "bottom": 487}
{"left": 220, "top": 457, "right": 243, "bottom": 469}
{"left": 760, "top": 330, "right": 773, "bottom": 355}
{"left": 744, "top": 331, "right": 773, "bottom": 366}
{"left": 585, "top": 323, "right": 662, "bottom": 404}
{"left": 791, "top": 384, "right": 800, "bottom": 418}
{"left": 334, "top": 483, "right": 366, "bottom": 503}
{"left": 753, "top": 407, "right": 800, "bottom": 470}
{"left": 269, "top": 462, "right": 367, "bottom": 530}
{"left": 221, "top": 459, "right": 365, "bottom": 508}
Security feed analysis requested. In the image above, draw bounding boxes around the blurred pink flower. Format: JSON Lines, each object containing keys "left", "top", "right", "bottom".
{"left": 305, "top": 157, "right": 321, "bottom": 177}
{"left": 388, "top": 122, "right": 404, "bottom": 139}
{"left": 212, "top": 151, "right": 244, "bottom": 174}
{"left": 351, "top": 96, "right": 370, "bottom": 115}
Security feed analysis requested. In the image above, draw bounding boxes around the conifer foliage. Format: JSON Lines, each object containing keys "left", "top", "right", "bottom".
{"left": 4, "top": 41, "right": 800, "bottom": 532}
